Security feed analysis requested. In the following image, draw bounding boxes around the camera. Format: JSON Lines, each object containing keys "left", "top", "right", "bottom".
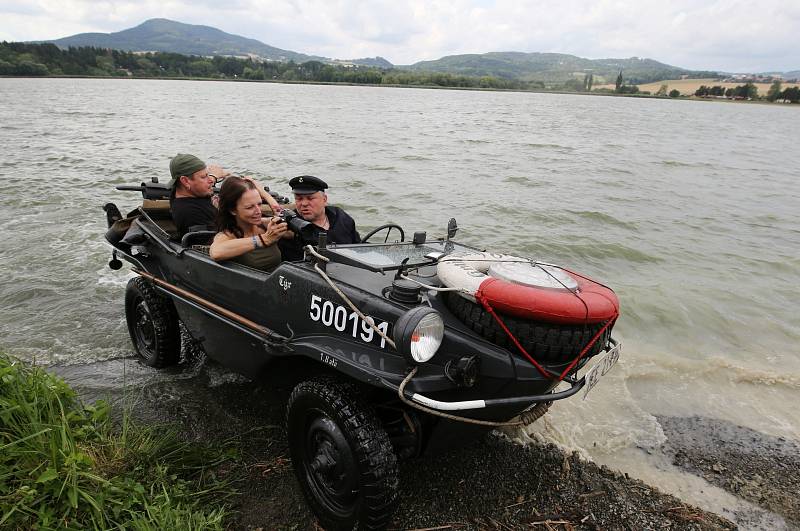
{"left": 279, "top": 210, "right": 315, "bottom": 240}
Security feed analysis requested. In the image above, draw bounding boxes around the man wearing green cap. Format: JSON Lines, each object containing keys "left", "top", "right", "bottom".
{"left": 169, "top": 153, "right": 283, "bottom": 238}
{"left": 169, "top": 153, "right": 221, "bottom": 237}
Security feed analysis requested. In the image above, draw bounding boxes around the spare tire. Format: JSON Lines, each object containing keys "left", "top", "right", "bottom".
{"left": 444, "top": 291, "right": 610, "bottom": 364}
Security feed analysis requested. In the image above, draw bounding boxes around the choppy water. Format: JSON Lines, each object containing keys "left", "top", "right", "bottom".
{"left": 1, "top": 78, "right": 799, "bottom": 519}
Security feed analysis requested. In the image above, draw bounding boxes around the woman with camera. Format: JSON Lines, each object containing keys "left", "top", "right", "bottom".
{"left": 209, "top": 176, "right": 288, "bottom": 272}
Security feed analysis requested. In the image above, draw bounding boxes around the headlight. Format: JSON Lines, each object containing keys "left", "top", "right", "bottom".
{"left": 393, "top": 307, "right": 444, "bottom": 364}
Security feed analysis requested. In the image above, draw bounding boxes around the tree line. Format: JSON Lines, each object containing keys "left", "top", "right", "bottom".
{"left": 693, "top": 81, "right": 799, "bottom": 102}
{"left": 0, "top": 42, "right": 534, "bottom": 91}
{"left": 3, "top": 42, "right": 798, "bottom": 102}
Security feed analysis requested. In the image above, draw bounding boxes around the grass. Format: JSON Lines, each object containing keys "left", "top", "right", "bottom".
{"left": 0, "top": 353, "right": 238, "bottom": 530}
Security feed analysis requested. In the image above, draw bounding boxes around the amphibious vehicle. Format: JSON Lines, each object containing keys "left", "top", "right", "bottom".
{"left": 104, "top": 178, "right": 621, "bottom": 530}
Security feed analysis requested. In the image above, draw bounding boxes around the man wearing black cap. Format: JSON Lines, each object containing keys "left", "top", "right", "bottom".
{"left": 278, "top": 175, "right": 360, "bottom": 261}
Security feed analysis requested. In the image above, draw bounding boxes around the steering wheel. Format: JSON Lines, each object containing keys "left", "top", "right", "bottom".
{"left": 361, "top": 223, "right": 405, "bottom": 243}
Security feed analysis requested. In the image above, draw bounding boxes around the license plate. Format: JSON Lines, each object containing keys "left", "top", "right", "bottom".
{"left": 582, "top": 341, "right": 621, "bottom": 400}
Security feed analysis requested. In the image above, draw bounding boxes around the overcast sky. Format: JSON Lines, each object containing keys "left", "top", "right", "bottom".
{"left": 1, "top": 0, "right": 797, "bottom": 72}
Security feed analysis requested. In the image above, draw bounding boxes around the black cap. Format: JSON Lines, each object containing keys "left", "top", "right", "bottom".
{"left": 289, "top": 175, "right": 328, "bottom": 194}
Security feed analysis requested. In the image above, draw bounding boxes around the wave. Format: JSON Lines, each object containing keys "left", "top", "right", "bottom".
{"left": 711, "top": 358, "right": 800, "bottom": 390}
{"left": 515, "top": 142, "right": 575, "bottom": 152}
{"left": 539, "top": 241, "right": 662, "bottom": 264}
{"left": 565, "top": 210, "right": 638, "bottom": 231}
{"left": 658, "top": 160, "right": 715, "bottom": 168}
{"left": 502, "top": 175, "right": 547, "bottom": 186}
{"left": 513, "top": 364, "right": 667, "bottom": 456}
{"left": 625, "top": 354, "right": 800, "bottom": 392}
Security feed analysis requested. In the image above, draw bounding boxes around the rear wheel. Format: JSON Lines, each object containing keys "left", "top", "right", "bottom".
{"left": 287, "top": 377, "right": 398, "bottom": 530}
{"left": 124, "top": 276, "right": 180, "bottom": 367}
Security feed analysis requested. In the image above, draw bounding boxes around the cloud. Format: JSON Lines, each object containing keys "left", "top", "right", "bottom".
{"left": 0, "top": 0, "right": 796, "bottom": 71}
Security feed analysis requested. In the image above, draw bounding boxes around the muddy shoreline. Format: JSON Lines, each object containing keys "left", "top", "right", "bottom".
{"left": 55, "top": 357, "right": 796, "bottom": 530}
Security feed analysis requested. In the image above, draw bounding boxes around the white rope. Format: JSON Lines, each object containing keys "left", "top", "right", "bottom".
{"left": 303, "top": 245, "right": 553, "bottom": 426}
{"left": 304, "top": 245, "right": 396, "bottom": 350}
{"left": 398, "top": 274, "right": 466, "bottom": 293}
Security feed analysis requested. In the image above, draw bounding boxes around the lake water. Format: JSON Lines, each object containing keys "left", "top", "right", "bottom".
{"left": 1, "top": 78, "right": 798, "bottom": 521}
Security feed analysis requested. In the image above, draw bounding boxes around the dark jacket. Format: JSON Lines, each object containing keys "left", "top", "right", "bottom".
{"left": 278, "top": 206, "right": 359, "bottom": 261}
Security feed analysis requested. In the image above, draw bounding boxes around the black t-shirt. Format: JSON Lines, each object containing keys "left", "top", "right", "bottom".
{"left": 170, "top": 197, "right": 216, "bottom": 237}
{"left": 279, "top": 206, "right": 360, "bottom": 261}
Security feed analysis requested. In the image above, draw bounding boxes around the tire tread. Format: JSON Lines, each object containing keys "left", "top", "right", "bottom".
{"left": 287, "top": 377, "right": 398, "bottom": 530}
{"left": 124, "top": 276, "right": 180, "bottom": 367}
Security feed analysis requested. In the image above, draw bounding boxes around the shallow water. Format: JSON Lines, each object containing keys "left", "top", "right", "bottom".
{"left": 1, "top": 78, "right": 798, "bottom": 521}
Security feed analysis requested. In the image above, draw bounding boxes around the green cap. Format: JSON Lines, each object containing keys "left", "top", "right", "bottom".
{"left": 168, "top": 153, "right": 206, "bottom": 188}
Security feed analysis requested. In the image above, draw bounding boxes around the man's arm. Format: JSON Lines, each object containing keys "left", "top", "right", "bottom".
{"left": 207, "top": 164, "right": 231, "bottom": 181}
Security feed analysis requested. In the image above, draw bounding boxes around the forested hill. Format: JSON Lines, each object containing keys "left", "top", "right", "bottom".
{"left": 0, "top": 42, "right": 529, "bottom": 90}
{"left": 42, "top": 19, "right": 720, "bottom": 83}
{"left": 405, "top": 52, "right": 718, "bottom": 84}
{"left": 45, "top": 18, "right": 320, "bottom": 63}
{"left": 43, "top": 18, "right": 390, "bottom": 68}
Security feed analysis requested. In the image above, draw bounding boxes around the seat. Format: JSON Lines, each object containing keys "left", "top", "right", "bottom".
{"left": 181, "top": 230, "right": 217, "bottom": 248}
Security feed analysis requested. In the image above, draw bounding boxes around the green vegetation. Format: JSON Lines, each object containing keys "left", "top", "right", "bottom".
{"left": 767, "top": 80, "right": 783, "bottom": 102}
{"left": 695, "top": 83, "right": 758, "bottom": 99}
{"left": 613, "top": 70, "right": 639, "bottom": 94}
{"left": 689, "top": 81, "right": 799, "bottom": 102}
{"left": 0, "top": 353, "right": 237, "bottom": 530}
{"left": 2, "top": 42, "right": 797, "bottom": 103}
{"left": 767, "top": 79, "right": 800, "bottom": 103}
{"left": 694, "top": 81, "right": 798, "bottom": 103}
{"left": 406, "top": 51, "right": 718, "bottom": 85}
{"left": 49, "top": 18, "right": 319, "bottom": 63}
{"left": 780, "top": 86, "right": 800, "bottom": 102}
{"left": 0, "top": 42, "right": 533, "bottom": 90}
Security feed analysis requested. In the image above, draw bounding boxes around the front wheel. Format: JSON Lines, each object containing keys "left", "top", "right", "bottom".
{"left": 287, "top": 377, "right": 398, "bottom": 530}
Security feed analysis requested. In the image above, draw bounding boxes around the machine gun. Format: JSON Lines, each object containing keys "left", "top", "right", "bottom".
{"left": 116, "top": 177, "right": 290, "bottom": 203}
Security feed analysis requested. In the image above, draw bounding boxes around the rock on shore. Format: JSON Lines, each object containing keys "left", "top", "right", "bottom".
{"left": 659, "top": 415, "right": 800, "bottom": 529}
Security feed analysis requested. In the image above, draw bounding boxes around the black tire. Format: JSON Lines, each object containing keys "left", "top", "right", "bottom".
{"left": 124, "top": 276, "right": 180, "bottom": 368}
{"left": 444, "top": 291, "right": 610, "bottom": 364}
{"left": 287, "top": 377, "right": 398, "bottom": 530}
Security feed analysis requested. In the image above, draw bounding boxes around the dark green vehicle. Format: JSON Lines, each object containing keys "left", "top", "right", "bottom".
{"left": 104, "top": 179, "right": 621, "bottom": 530}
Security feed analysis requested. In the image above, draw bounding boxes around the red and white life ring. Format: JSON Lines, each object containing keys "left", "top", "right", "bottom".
{"left": 437, "top": 251, "right": 619, "bottom": 324}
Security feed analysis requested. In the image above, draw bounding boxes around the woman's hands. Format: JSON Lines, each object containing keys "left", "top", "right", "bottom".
{"left": 260, "top": 216, "right": 288, "bottom": 246}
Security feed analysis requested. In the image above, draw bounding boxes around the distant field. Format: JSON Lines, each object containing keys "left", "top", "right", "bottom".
{"left": 594, "top": 78, "right": 800, "bottom": 96}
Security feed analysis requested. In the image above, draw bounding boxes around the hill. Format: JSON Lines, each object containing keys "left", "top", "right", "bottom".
{"left": 46, "top": 18, "right": 322, "bottom": 62}
{"left": 404, "top": 52, "right": 718, "bottom": 84}
{"left": 347, "top": 56, "right": 394, "bottom": 68}
{"left": 41, "top": 19, "right": 746, "bottom": 84}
